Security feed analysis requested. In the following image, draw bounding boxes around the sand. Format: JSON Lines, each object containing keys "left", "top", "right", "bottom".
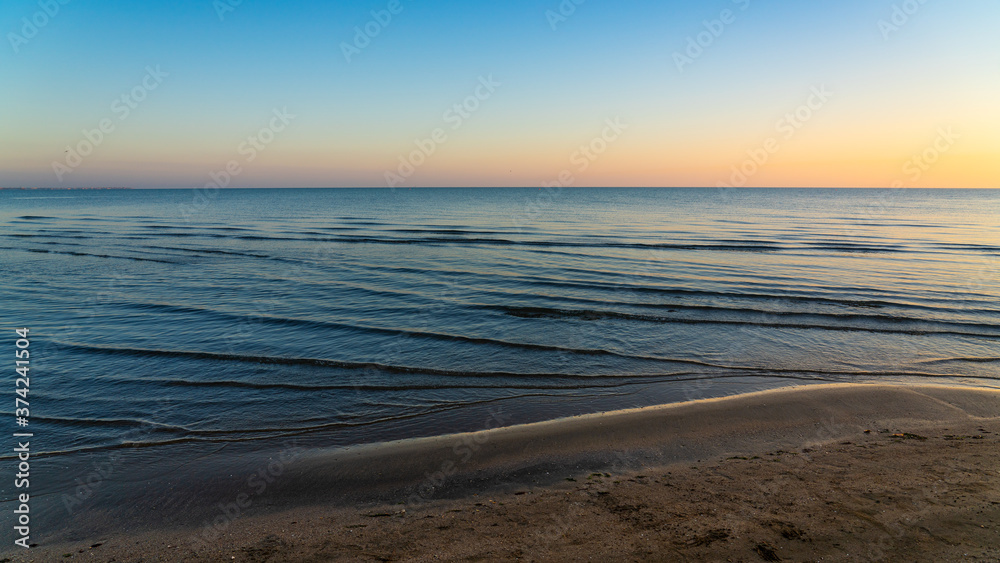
{"left": 6, "top": 383, "right": 1000, "bottom": 562}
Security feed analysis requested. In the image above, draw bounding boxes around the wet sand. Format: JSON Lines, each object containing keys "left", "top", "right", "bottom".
{"left": 8, "top": 383, "right": 1000, "bottom": 562}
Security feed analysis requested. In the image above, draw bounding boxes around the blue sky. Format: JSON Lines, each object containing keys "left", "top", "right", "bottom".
{"left": 1, "top": 0, "right": 998, "bottom": 188}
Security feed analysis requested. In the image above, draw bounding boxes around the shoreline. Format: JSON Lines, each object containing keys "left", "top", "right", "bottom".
{"left": 7, "top": 383, "right": 1000, "bottom": 560}
{"left": 284, "top": 382, "right": 998, "bottom": 501}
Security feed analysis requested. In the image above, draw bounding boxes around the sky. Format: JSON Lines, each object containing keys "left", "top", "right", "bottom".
{"left": 1, "top": 0, "right": 998, "bottom": 189}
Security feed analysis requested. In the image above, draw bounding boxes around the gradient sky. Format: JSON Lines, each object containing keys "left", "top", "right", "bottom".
{"left": 1, "top": 0, "right": 998, "bottom": 188}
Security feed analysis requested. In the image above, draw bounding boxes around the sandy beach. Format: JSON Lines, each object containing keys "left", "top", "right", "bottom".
{"left": 8, "top": 383, "right": 1000, "bottom": 562}
{"left": 8, "top": 0, "right": 1000, "bottom": 558}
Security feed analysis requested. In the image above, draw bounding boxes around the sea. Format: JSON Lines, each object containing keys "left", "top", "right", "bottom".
{"left": 1, "top": 187, "right": 998, "bottom": 539}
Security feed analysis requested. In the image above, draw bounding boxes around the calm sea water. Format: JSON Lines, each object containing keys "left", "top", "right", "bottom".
{"left": 1, "top": 187, "right": 998, "bottom": 526}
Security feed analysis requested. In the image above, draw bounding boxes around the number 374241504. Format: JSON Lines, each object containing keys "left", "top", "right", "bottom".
{"left": 15, "top": 328, "right": 30, "bottom": 424}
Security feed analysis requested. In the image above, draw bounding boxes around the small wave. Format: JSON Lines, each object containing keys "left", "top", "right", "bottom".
{"left": 488, "top": 305, "right": 1000, "bottom": 338}
{"left": 934, "top": 243, "right": 1000, "bottom": 253}
{"left": 105, "top": 375, "right": 646, "bottom": 392}
{"left": 15, "top": 248, "right": 178, "bottom": 264}
{"left": 114, "top": 301, "right": 231, "bottom": 317}
{"left": 14, "top": 246, "right": 175, "bottom": 263}
{"left": 320, "top": 235, "right": 784, "bottom": 252}
{"left": 806, "top": 243, "right": 903, "bottom": 253}
{"left": 516, "top": 279, "right": 895, "bottom": 308}
{"left": 488, "top": 303, "right": 993, "bottom": 327}
{"left": 22, "top": 414, "right": 190, "bottom": 432}
{"left": 141, "top": 231, "right": 203, "bottom": 237}
{"left": 389, "top": 228, "right": 521, "bottom": 236}
{"left": 39, "top": 241, "right": 86, "bottom": 246}
{"left": 101, "top": 303, "right": 713, "bottom": 362}
{"left": 916, "top": 357, "right": 1000, "bottom": 365}
{"left": 235, "top": 235, "right": 299, "bottom": 241}
{"left": 144, "top": 245, "right": 269, "bottom": 258}
{"left": 4, "top": 233, "right": 92, "bottom": 240}
{"left": 54, "top": 342, "right": 710, "bottom": 378}
{"left": 511, "top": 278, "right": 998, "bottom": 313}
